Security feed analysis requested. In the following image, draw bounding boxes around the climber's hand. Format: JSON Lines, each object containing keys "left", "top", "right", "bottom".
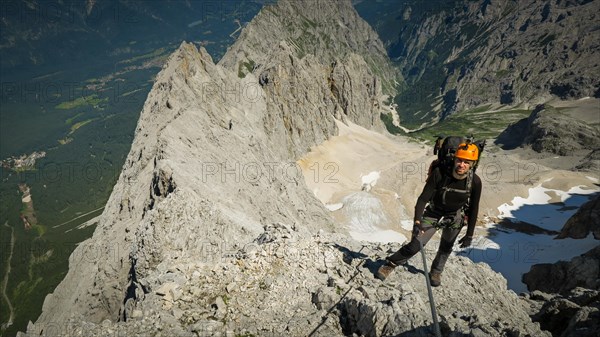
{"left": 413, "top": 220, "right": 424, "bottom": 237}
{"left": 458, "top": 236, "right": 473, "bottom": 248}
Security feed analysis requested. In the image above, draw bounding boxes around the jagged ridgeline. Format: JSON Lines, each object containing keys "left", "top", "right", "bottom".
{"left": 18, "top": 0, "right": 549, "bottom": 336}
{"left": 219, "top": 0, "right": 402, "bottom": 96}
{"left": 357, "top": 0, "right": 600, "bottom": 126}
{"left": 19, "top": 0, "right": 390, "bottom": 334}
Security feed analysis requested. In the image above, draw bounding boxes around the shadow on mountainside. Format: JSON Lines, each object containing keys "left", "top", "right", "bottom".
{"left": 333, "top": 243, "right": 424, "bottom": 279}
{"left": 498, "top": 191, "right": 598, "bottom": 234}
{"left": 496, "top": 218, "right": 560, "bottom": 235}
{"left": 457, "top": 191, "right": 599, "bottom": 293}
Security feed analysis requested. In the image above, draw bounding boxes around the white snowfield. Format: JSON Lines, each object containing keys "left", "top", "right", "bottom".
{"left": 299, "top": 119, "right": 599, "bottom": 294}
{"left": 465, "top": 183, "right": 599, "bottom": 293}
{"left": 342, "top": 191, "right": 407, "bottom": 243}
{"left": 497, "top": 182, "right": 598, "bottom": 231}
{"left": 360, "top": 171, "right": 380, "bottom": 191}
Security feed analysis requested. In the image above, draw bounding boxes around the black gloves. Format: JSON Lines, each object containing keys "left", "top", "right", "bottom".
{"left": 458, "top": 236, "right": 473, "bottom": 248}
{"left": 414, "top": 220, "right": 424, "bottom": 231}
{"left": 413, "top": 220, "right": 424, "bottom": 236}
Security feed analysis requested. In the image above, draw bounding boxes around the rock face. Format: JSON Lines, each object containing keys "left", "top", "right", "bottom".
{"left": 557, "top": 194, "right": 600, "bottom": 240}
{"left": 21, "top": 1, "right": 550, "bottom": 336}
{"left": 522, "top": 246, "right": 600, "bottom": 294}
{"left": 219, "top": 0, "right": 401, "bottom": 97}
{"left": 495, "top": 104, "right": 600, "bottom": 169}
{"left": 576, "top": 148, "right": 600, "bottom": 172}
{"left": 368, "top": 0, "right": 600, "bottom": 121}
{"left": 25, "top": 229, "right": 549, "bottom": 337}
{"left": 522, "top": 288, "right": 600, "bottom": 337}
{"left": 521, "top": 246, "right": 600, "bottom": 337}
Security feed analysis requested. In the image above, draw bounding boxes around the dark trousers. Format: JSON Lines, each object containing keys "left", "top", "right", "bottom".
{"left": 387, "top": 215, "right": 462, "bottom": 274}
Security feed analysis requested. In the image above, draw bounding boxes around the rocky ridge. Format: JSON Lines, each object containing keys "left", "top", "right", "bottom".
{"left": 219, "top": 0, "right": 402, "bottom": 96}
{"left": 557, "top": 194, "right": 600, "bottom": 240}
{"left": 29, "top": 226, "right": 548, "bottom": 337}
{"left": 522, "top": 245, "right": 600, "bottom": 337}
{"left": 495, "top": 103, "right": 600, "bottom": 170}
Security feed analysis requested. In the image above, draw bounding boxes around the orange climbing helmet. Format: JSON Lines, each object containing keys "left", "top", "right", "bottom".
{"left": 455, "top": 143, "right": 479, "bottom": 161}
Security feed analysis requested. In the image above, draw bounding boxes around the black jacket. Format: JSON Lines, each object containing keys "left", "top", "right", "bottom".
{"left": 414, "top": 166, "right": 482, "bottom": 237}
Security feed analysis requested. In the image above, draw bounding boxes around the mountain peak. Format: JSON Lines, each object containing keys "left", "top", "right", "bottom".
{"left": 23, "top": 0, "right": 394, "bottom": 332}
{"left": 219, "top": 0, "right": 400, "bottom": 94}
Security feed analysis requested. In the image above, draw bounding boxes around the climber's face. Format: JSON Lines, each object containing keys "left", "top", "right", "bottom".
{"left": 454, "top": 158, "right": 473, "bottom": 176}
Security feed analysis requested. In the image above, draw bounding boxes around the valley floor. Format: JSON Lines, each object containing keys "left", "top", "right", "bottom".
{"left": 298, "top": 119, "right": 600, "bottom": 293}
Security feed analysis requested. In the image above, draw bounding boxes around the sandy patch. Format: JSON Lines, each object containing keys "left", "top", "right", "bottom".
{"left": 298, "top": 119, "right": 428, "bottom": 241}
{"left": 298, "top": 119, "right": 427, "bottom": 205}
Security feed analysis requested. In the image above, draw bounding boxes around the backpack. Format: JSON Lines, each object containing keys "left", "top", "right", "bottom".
{"left": 430, "top": 135, "right": 486, "bottom": 177}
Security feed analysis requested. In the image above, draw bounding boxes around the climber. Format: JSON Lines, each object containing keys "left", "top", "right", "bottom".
{"left": 377, "top": 143, "right": 482, "bottom": 286}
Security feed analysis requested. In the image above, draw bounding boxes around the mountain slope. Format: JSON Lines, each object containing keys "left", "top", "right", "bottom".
{"left": 357, "top": 0, "right": 600, "bottom": 125}
{"left": 0, "top": 0, "right": 262, "bottom": 79}
{"left": 20, "top": 0, "right": 392, "bottom": 331}
{"left": 219, "top": 0, "right": 402, "bottom": 95}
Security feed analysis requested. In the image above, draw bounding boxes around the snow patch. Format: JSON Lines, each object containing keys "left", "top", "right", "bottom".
{"left": 497, "top": 184, "right": 598, "bottom": 231}
{"left": 360, "top": 171, "right": 380, "bottom": 191}
{"left": 325, "top": 203, "right": 343, "bottom": 211}
{"left": 342, "top": 192, "right": 386, "bottom": 232}
{"left": 342, "top": 192, "right": 407, "bottom": 244}
{"left": 401, "top": 219, "right": 414, "bottom": 231}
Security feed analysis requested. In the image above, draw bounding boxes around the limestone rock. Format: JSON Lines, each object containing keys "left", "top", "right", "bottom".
{"left": 557, "top": 194, "right": 600, "bottom": 240}
{"left": 219, "top": 0, "right": 401, "bottom": 97}
{"left": 524, "top": 287, "right": 600, "bottom": 337}
{"left": 534, "top": 298, "right": 581, "bottom": 336}
{"left": 496, "top": 104, "right": 600, "bottom": 167}
{"left": 21, "top": 231, "right": 550, "bottom": 336}
{"left": 388, "top": 0, "right": 600, "bottom": 118}
{"left": 576, "top": 148, "right": 600, "bottom": 172}
{"left": 522, "top": 247, "right": 600, "bottom": 337}
{"left": 523, "top": 245, "right": 600, "bottom": 294}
